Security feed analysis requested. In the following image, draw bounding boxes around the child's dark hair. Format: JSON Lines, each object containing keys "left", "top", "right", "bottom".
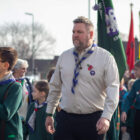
{"left": 35, "top": 80, "right": 49, "bottom": 97}
{"left": 0, "top": 47, "right": 18, "bottom": 70}
{"left": 135, "top": 60, "right": 140, "bottom": 68}
{"left": 47, "top": 67, "right": 55, "bottom": 82}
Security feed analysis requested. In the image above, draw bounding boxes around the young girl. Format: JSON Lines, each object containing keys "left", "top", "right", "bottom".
{"left": 121, "top": 60, "right": 140, "bottom": 140}
{"left": 24, "top": 80, "right": 53, "bottom": 140}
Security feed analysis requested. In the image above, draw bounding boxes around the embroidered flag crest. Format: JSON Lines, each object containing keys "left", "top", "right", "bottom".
{"left": 105, "top": 7, "right": 119, "bottom": 36}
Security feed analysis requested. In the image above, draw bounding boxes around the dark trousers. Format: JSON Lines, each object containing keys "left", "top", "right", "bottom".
{"left": 127, "top": 127, "right": 135, "bottom": 140}
{"left": 54, "top": 110, "right": 105, "bottom": 140}
{"left": 134, "top": 109, "right": 140, "bottom": 140}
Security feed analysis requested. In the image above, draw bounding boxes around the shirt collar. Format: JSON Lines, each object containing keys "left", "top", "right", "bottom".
{"left": 79, "top": 45, "right": 93, "bottom": 58}
{"left": 0, "top": 72, "right": 15, "bottom": 82}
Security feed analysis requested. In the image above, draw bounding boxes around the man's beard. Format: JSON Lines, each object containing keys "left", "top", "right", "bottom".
{"left": 73, "top": 39, "right": 88, "bottom": 53}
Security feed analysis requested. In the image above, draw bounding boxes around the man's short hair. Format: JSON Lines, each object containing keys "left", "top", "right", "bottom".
{"left": 0, "top": 47, "right": 18, "bottom": 71}
{"left": 73, "top": 16, "right": 94, "bottom": 30}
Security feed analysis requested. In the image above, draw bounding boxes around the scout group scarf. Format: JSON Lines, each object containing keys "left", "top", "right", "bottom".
{"left": 27, "top": 101, "right": 47, "bottom": 132}
{"left": 71, "top": 44, "right": 96, "bottom": 94}
{"left": 16, "top": 78, "right": 24, "bottom": 86}
{"left": 0, "top": 79, "right": 15, "bottom": 85}
{"left": 0, "top": 72, "right": 15, "bottom": 85}
{"left": 16, "top": 78, "right": 29, "bottom": 95}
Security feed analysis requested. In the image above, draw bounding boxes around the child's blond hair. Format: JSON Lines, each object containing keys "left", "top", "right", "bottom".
{"left": 128, "top": 79, "right": 136, "bottom": 91}
{"left": 135, "top": 60, "right": 140, "bottom": 68}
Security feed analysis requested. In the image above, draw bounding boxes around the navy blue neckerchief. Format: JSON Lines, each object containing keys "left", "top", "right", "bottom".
{"left": 0, "top": 79, "right": 15, "bottom": 86}
{"left": 71, "top": 44, "right": 96, "bottom": 94}
{"left": 16, "top": 78, "right": 24, "bottom": 81}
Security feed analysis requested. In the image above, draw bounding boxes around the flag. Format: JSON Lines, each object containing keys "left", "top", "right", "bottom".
{"left": 105, "top": 107, "right": 120, "bottom": 140}
{"left": 96, "top": 0, "right": 127, "bottom": 81}
{"left": 95, "top": 0, "right": 127, "bottom": 140}
{"left": 126, "top": 8, "right": 135, "bottom": 72}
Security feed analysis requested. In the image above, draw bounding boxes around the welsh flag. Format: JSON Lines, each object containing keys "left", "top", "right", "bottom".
{"left": 97, "top": 0, "right": 127, "bottom": 81}
{"left": 126, "top": 8, "right": 135, "bottom": 72}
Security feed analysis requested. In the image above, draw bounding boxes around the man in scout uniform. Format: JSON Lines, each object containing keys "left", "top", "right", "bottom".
{"left": 45, "top": 16, "right": 119, "bottom": 140}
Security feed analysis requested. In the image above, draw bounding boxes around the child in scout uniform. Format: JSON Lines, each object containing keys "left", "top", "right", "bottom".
{"left": 122, "top": 79, "right": 136, "bottom": 140}
{"left": 121, "top": 60, "right": 140, "bottom": 140}
{"left": 118, "top": 78, "right": 128, "bottom": 140}
{"left": 0, "top": 47, "right": 23, "bottom": 140}
{"left": 24, "top": 80, "right": 53, "bottom": 140}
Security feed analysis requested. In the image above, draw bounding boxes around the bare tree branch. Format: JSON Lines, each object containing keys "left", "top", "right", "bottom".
{"left": 0, "top": 22, "right": 56, "bottom": 59}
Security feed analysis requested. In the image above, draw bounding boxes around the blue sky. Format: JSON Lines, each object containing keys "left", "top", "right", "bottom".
{"left": 0, "top": 0, "right": 140, "bottom": 56}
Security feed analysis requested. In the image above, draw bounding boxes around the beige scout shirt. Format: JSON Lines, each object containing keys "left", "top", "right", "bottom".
{"left": 46, "top": 46, "right": 119, "bottom": 121}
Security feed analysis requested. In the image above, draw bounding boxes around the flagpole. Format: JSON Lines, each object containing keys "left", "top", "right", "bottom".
{"left": 139, "top": 11, "right": 140, "bottom": 40}
{"left": 88, "top": 0, "right": 90, "bottom": 19}
{"left": 130, "top": 3, "right": 133, "bottom": 11}
{"left": 139, "top": 11, "right": 140, "bottom": 59}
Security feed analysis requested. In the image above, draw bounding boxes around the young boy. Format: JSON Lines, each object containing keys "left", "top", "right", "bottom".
{"left": 24, "top": 80, "right": 53, "bottom": 140}
{"left": 121, "top": 60, "right": 140, "bottom": 140}
{"left": 0, "top": 47, "right": 23, "bottom": 140}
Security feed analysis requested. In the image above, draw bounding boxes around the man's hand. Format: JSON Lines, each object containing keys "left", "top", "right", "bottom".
{"left": 45, "top": 116, "right": 55, "bottom": 134}
{"left": 121, "top": 112, "right": 127, "bottom": 123}
{"left": 121, "top": 126, "right": 127, "bottom": 133}
{"left": 96, "top": 117, "right": 110, "bottom": 135}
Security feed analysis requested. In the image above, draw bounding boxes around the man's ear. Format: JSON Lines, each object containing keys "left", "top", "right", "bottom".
{"left": 90, "top": 31, "right": 94, "bottom": 39}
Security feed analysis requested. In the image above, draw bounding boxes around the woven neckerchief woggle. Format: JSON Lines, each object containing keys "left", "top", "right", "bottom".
{"left": 71, "top": 44, "right": 96, "bottom": 94}
{"left": 27, "top": 100, "right": 47, "bottom": 133}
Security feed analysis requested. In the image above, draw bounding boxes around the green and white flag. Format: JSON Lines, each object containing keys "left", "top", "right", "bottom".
{"left": 93, "top": 1, "right": 127, "bottom": 140}
{"left": 96, "top": 0, "right": 127, "bottom": 81}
